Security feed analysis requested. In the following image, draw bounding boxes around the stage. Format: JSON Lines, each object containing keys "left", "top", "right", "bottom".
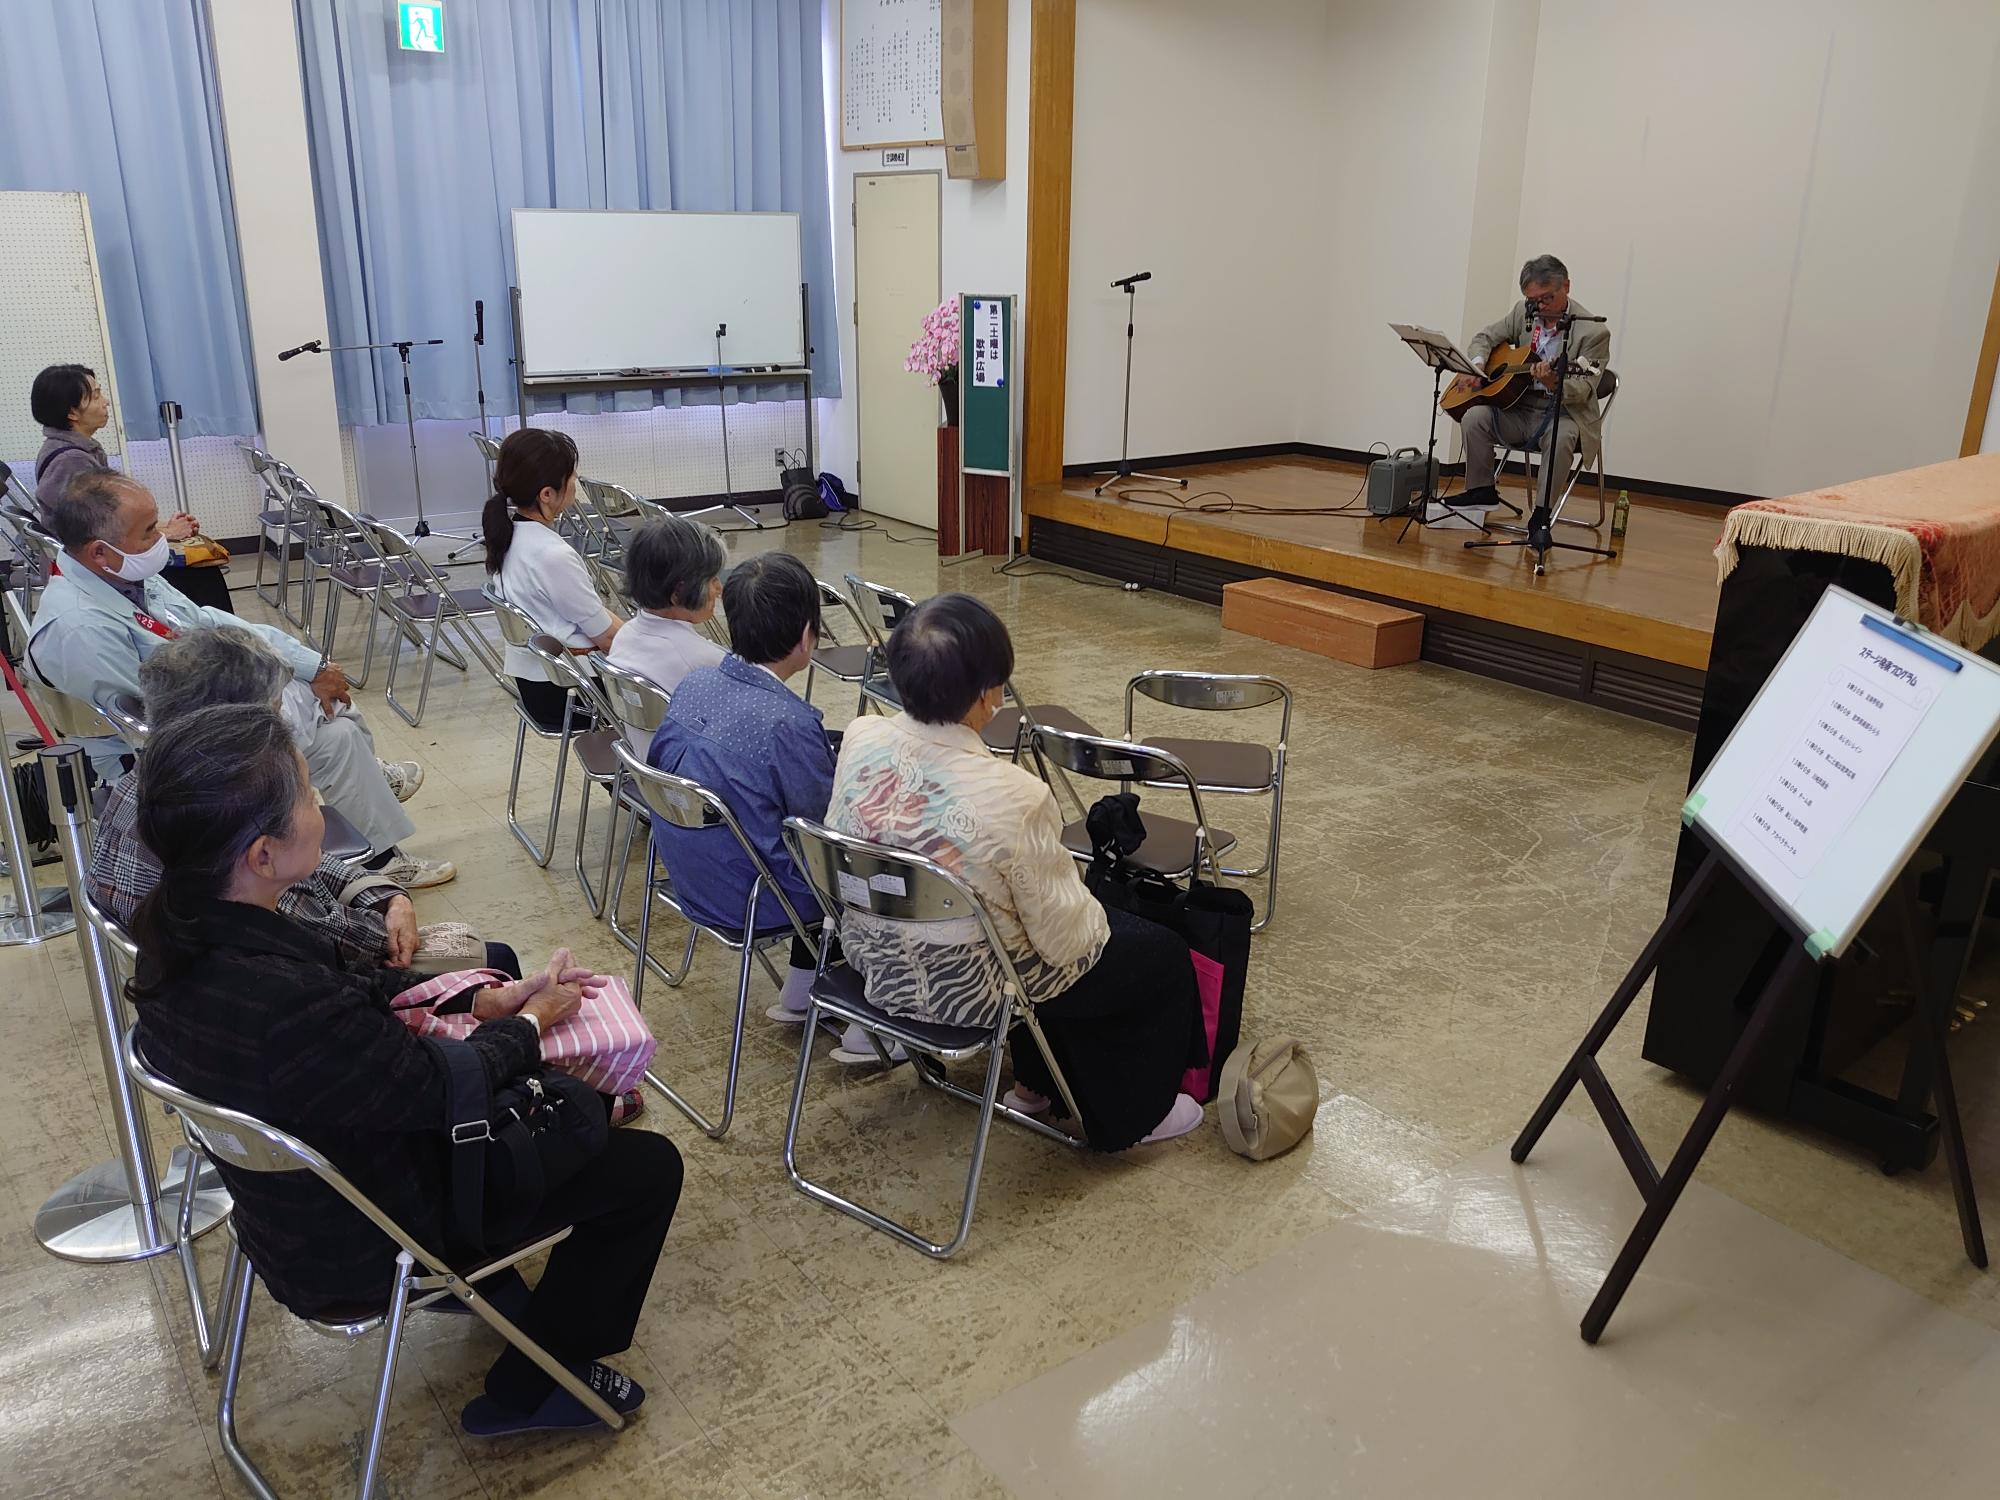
{"left": 1024, "top": 455, "right": 1724, "bottom": 729}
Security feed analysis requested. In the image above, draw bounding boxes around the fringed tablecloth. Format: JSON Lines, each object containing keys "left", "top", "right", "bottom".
{"left": 1716, "top": 451, "right": 2000, "bottom": 652}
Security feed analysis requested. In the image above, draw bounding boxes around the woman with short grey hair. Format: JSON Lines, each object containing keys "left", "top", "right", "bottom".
{"left": 605, "top": 514, "right": 727, "bottom": 695}
{"left": 85, "top": 627, "right": 523, "bottom": 979}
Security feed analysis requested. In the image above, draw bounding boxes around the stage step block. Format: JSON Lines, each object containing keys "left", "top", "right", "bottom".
{"left": 1221, "top": 577, "right": 1423, "bottom": 669}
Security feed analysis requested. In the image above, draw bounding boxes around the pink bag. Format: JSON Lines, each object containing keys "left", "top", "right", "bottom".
{"left": 1181, "top": 949, "right": 1226, "bottom": 1102}
{"left": 391, "top": 968, "right": 658, "bottom": 1096}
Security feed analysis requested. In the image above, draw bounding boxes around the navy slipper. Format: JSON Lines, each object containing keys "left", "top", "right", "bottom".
{"left": 461, "top": 1363, "right": 645, "bottom": 1437}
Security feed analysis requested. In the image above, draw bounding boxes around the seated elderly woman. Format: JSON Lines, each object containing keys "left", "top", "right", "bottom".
{"left": 606, "top": 514, "right": 727, "bottom": 697}
{"left": 87, "top": 627, "right": 519, "bottom": 978}
{"left": 826, "top": 593, "right": 1205, "bottom": 1149}
{"left": 129, "top": 703, "right": 682, "bottom": 1436}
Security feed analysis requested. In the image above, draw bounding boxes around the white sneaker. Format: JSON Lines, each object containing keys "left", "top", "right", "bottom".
{"left": 829, "top": 1022, "right": 907, "bottom": 1066}
{"left": 1135, "top": 1092, "right": 1204, "bottom": 1146}
{"left": 376, "top": 851, "right": 457, "bottom": 888}
{"left": 380, "top": 759, "right": 424, "bottom": 803}
{"left": 1002, "top": 1085, "right": 1052, "bottom": 1116}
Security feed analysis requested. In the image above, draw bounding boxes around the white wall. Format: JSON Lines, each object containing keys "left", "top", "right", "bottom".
{"left": 1518, "top": 0, "right": 2000, "bottom": 496}
{"left": 1063, "top": 0, "right": 1327, "bottom": 466}
{"left": 206, "top": 0, "right": 348, "bottom": 508}
{"left": 817, "top": 0, "right": 1033, "bottom": 493}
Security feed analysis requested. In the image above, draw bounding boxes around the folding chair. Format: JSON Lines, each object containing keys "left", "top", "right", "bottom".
{"left": 304, "top": 496, "right": 413, "bottom": 687}
{"left": 841, "top": 574, "right": 914, "bottom": 714}
{"left": 1028, "top": 725, "right": 1237, "bottom": 885}
{"left": 574, "top": 478, "right": 638, "bottom": 562}
{"left": 780, "top": 817, "right": 1085, "bottom": 1258}
{"left": 595, "top": 658, "right": 683, "bottom": 966}
{"left": 1502, "top": 366, "right": 1622, "bottom": 529}
{"left": 241, "top": 444, "right": 305, "bottom": 624}
{"left": 102, "top": 690, "right": 151, "bottom": 750}
{"left": 585, "top": 553, "right": 633, "bottom": 615}
{"left": 487, "top": 596, "right": 589, "bottom": 867}
{"left": 124, "top": 1030, "right": 627, "bottom": 1500}
{"left": 349, "top": 514, "right": 501, "bottom": 726}
{"left": 1125, "top": 670, "right": 1291, "bottom": 930}
{"left": 528, "top": 636, "right": 627, "bottom": 917}
{"left": 800, "top": 578, "right": 876, "bottom": 710}
{"left": 614, "top": 743, "right": 817, "bottom": 1138}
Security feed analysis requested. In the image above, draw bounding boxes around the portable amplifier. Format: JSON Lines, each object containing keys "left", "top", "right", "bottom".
{"left": 1367, "top": 447, "right": 1437, "bottom": 516}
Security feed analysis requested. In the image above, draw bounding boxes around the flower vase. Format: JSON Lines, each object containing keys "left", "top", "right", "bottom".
{"left": 939, "top": 370, "right": 961, "bottom": 427}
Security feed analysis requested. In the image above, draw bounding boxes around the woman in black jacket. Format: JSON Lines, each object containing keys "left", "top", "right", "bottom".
{"left": 129, "top": 703, "right": 682, "bottom": 1437}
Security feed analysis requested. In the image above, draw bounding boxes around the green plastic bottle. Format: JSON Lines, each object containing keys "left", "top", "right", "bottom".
{"left": 1610, "top": 489, "right": 1631, "bottom": 543}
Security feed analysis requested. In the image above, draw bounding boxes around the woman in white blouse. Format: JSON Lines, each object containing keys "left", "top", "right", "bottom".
{"left": 606, "top": 514, "right": 727, "bottom": 695}
{"left": 482, "top": 429, "right": 624, "bottom": 730}
{"left": 826, "top": 593, "right": 1205, "bottom": 1149}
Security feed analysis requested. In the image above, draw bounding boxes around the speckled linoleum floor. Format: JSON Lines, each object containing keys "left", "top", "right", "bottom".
{"left": 3, "top": 519, "right": 1996, "bottom": 1498}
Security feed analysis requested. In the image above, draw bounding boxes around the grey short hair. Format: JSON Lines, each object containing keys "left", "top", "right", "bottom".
{"left": 625, "top": 514, "right": 727, "bottom": 612}
{"left": 42, "top": 469, "right": 145, "bottom": 552}
{"left": 138, "top": 627, "right": 291, "bottom": 730}
{"left": 1519, "top": 254, "right": 1569, "bottom": 289}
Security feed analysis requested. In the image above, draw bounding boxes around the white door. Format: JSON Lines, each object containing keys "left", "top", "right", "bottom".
{"left": 854, "top": 172, "right": 942, "bottom": 529}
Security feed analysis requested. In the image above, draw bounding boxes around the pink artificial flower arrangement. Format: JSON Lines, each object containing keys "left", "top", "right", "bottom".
{"left": 904, "top": 298, "right": 960, "bottom": 385}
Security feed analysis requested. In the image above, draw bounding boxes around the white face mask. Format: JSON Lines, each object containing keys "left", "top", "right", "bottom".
{"left": 106, "top": 535, "right": 171, "bottom": 583}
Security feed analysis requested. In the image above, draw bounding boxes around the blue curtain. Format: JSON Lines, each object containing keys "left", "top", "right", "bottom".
{"left": 0, "top": 1, "right": 258, "bottom": 439}
{"left": 295, "top": 0, "right": 840, "bottom": 426}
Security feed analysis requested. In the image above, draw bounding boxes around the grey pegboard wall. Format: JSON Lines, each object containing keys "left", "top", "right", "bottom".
{"left": 0, "top": 191, "right": 125, "bottom": 468}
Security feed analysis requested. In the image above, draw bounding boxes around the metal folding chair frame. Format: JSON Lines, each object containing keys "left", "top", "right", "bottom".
{"left": 1125, "top": 669, "right": 1291, "bottom": 931}
{"left": 351, "top": 514, "right": 501, "bottom": 726}
{"left": 487, "top": 596, "right": 584, "bottom": 867}
{"left": 780, "top": 817, "right": 1085, "bottom": 1258}
{"left": 615, "top": 743, "right": 816, "bottom": 1138}
{"left": 124, "top": 1030, "right": 624, "bottom": 1500}
{"left": 1027, "top": 724, "right": 1234, "bottom": 886}
{"left": 595, "top": 657, "right": 675, "bottom": 962}
{"left": 841, "top": 573, "right": 914, "bottom": 715}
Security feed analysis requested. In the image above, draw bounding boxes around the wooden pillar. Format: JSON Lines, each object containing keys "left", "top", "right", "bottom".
{"left": 1963, "top": 257, "right": 2000, "bottom": 456}
{"left": 1023, "top": 0, "right": 1076, "bottom": 490}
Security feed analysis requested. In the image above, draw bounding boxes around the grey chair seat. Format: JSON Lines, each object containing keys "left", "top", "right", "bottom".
{"left": 808, "top": 961, "right": 994, "bottom": 1058}
{"left": 862, "top": 673, "right": 903, "bottom": 708}
{"left": 1141, "top": 736, "right": 1274, "bottom": 791}
{"left": 810, "top": 644, "right": 872, "bottom": 681}
{"left": 1060, "top": 810, "right": 1237, "bottom": 877}
{"left": 320, "top": 805, "right": 372, "bottom": 863}
{"left": 572, "top": 727, "right": 623, "bottom": 780}
{"left": 258, "top": 509, "right": 301, "bottom": 531}
{"left": 329, "top": 559, "right": 412, "bottom": 590}
{"left": 984, "top": 705, "right": 1100, "bottom": 754}
{"left": 392, "top": 587, "right": 491, "bottom": 621}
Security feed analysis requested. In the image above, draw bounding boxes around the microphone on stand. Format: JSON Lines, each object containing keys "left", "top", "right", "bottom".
{"left": 276, "top": 340, "right": 323, "bottom": 361}
{"left": 1110, "top": 271, "right": 1152, "bottom": 290}
{"left": 473, "top": 300, "right": 485, "bottom": 345}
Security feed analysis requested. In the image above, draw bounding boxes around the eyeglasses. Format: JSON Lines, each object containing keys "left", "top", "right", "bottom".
{"left": 1522, "top": 288, "right": 1562, "bottom": 307}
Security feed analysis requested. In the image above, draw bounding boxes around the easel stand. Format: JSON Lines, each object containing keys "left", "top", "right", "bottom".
{"left": 1387, "top": 323, "right": 1489, "bottom": 541}
{"left": 1464, "top": 313, "right": 1615, "bottom": 575}
{"left": 1094, "top": 277, "right": 1187, "bottom": 498}
{"left": 1513, "top": 825, "right": 1985, "bottom": 1345}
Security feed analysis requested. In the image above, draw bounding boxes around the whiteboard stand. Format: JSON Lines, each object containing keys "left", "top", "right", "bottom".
{"left": 1512, "top": 587, "right": 2000, "bottom": 1344}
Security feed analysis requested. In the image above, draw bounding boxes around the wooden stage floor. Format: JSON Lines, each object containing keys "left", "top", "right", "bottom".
{"left": 1024, "top": 456, "right": 1727, "bottom": 727}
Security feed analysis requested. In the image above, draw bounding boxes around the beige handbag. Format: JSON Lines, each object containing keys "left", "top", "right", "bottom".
{"left": 403, "top": 921, "right": 489, "bottom": 978}
{"left": 1217, "top": 1035, "right": 1320, "bottom": 1161}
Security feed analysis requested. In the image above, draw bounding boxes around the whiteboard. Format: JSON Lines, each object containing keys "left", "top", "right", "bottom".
{"left": 0, "top": 191, "right": 124, "bottom": 468}
{"left": 512, "top": 210, "right": 804, "bottom": 378}
{"left": 841, "top": 0, "right": 943, "bottom": 149}
{"left": 1687, "top": 585, "right": 2000, "bottom": 959}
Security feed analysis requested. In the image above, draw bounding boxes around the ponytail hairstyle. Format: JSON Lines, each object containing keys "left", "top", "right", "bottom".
{"left": 483, "top": 427, "right": 581, "bottom": 574}
{"left": 125, "top": 704, "right": 309, "bottom": 1004}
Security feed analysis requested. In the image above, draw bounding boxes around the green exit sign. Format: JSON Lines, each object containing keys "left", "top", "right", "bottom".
{"left": 397, "top": 3, "right": 445, "bottom": 53}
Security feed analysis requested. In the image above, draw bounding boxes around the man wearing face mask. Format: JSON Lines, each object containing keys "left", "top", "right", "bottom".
{"left": 27, "top": 470, "right": 455, "bottom": 888}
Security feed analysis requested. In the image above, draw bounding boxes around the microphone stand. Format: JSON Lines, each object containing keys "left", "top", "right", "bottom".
{"left": 684, "top": 322, "right": 780, "bottom": 532}
{"left": 450, "top": 301, "right": 494, "bottom": 562}
{"left": 299, "top": 336, "right": 468, "bottom": 541}
{"left": 1094, "top": 274, "right": 1187, "bottom": 497}
{"left": 1463, "top": 311, "right": 1616, "bottom": 576}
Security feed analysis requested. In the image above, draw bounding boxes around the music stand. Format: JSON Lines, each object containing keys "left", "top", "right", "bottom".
{"left": 1388, "top": 323, "right": 1489, "bottom": 541}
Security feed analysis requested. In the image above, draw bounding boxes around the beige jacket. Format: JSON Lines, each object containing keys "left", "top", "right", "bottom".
{"left": 1467, "top": 296, "right": 1612, "bottom": 461}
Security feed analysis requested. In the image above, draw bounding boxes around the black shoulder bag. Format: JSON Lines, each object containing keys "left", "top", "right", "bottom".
{"left": 429, "top": 1036, "right": 608, "bottom": 1256}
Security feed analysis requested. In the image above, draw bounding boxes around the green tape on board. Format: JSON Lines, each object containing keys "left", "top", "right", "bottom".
{"left": 1805, "top": 929, "right": 1836, "bottom": 960}
{"left": 1680, "top": 791, "right": 1707, "bottom": 827}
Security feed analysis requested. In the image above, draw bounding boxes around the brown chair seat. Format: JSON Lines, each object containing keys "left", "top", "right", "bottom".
{"left": 1060, "top": 811, "right": 1236, "bottom": 878}
{"left": 572, "top": 727, "right": 624, "bottom": 780}
{"left": 393, "top": 587, "right": 492, "bottom": 621}
{"left": 1140, "top": 736, "right": 1274, "bottom": 791}
{"left": 984, "top": 704, "right": 1100, "bottom": 754}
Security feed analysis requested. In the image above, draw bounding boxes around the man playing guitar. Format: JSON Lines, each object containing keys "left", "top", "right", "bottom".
{"left": 1450, "top": 254, "right": 1610, "bottom": 512}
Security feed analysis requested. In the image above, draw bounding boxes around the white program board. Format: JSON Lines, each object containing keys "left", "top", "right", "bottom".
{"left": 0, "top": 191, "right": 124, "bottom": 467}
{"left": 1687, "top": 585, "right": 2000, "bottom": 959}
{"left": 841, "top": 0, "right": 943, "bottom": 149}
{"left": 512, "top": 210, "right": 803, "bottom": 378}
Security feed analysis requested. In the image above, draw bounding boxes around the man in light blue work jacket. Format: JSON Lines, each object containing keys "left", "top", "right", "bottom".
{"left": 25, "top": 470, "right": 455, "bottom": 888}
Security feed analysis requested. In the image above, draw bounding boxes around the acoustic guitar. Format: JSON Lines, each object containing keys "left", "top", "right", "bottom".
{"left": 1438, "top": 340, "right": 1544, "bottom": 422}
